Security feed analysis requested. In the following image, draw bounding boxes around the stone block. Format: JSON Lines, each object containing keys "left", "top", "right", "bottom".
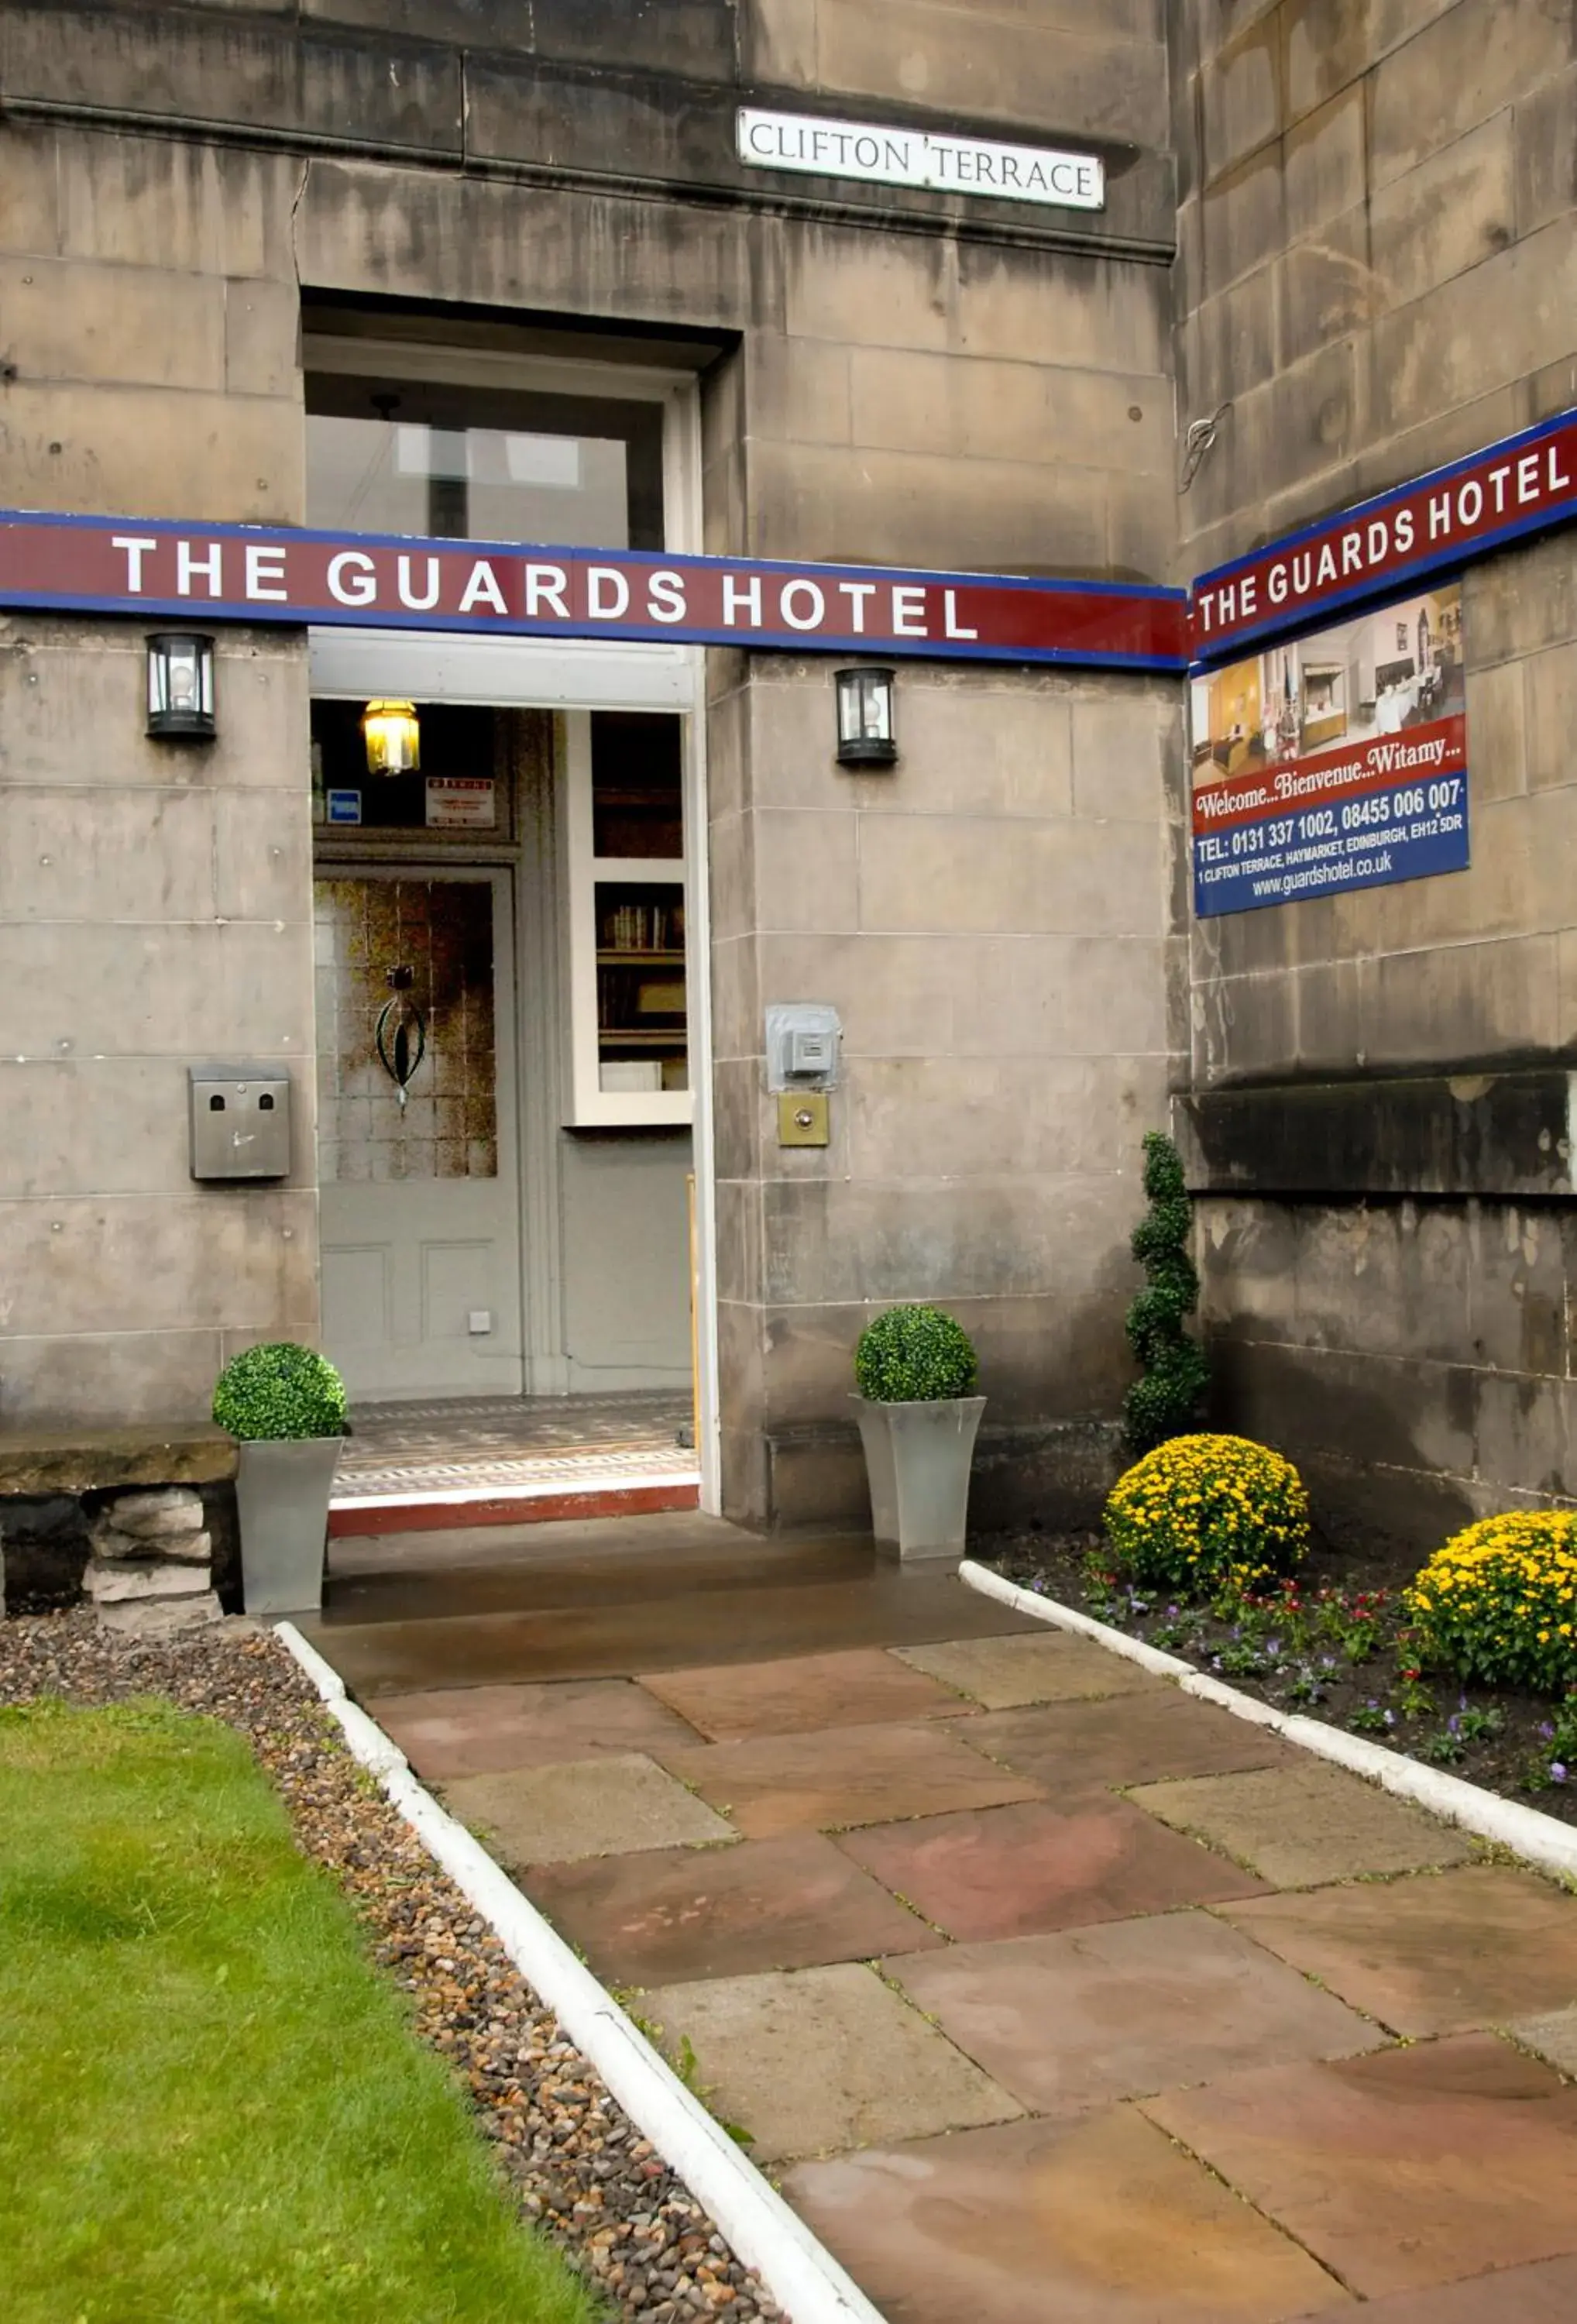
{"left": 0, "top": 787, "right": 216, "bottom": 927}
{"left": 1516, "top": 62, "right": 1577, "bottom": 239}
{"left": 1525, "top": 641, "right": 1577, "bottom": 794}
{"left": 215, "top": 789, "right": 314, "bottom": 924}
{"left": 84, "top": 1557, "right": 212, "bottom": 1603}
{"left": 52, "top": 125, "right": 299, "bottom": 280}
{"left": 1201, "top": 144, "right": 1287, "bottom": 297}
{"left": 1070, "top": 692, "right": 1174, "bottom": 821}
{"left": 744, "top": 436, "right": 1110, "bottom": 579}
{"left": 844, "top": 1054, "right": 1134, "bottom": 1181}
{"left": 1284, "top": 86, "right": 1366, "bottom": 240}
{"left": 1464, "top": 531, "right": 1577, "bottom": 665}
{"left": 1201, "top": 27, "right": 1280, "bottom": 177}
{"left": 747, "top": 335, "right": 853, "bottom": 448}
{"left": 1368, "top": 0, "right": 1573, "bottom": 191}
{"left": 741, "top": 0, "right": 817, "bottom": 84}
{"left": 751, "top": 807, "right": 859, "bottom": 933}
{"left": 1364, "top": 933, "right": 1562, "bottom": 1068}
{"left": 0, "top": 1190, "right": 318, "bottom": 1339}
{"left": 0, "top": 119, "right": 60, "bottom": 257}
{"left": 1179, "top": 266, "right": 1278, "bottom": 416}
{"left": 813, "top": 0, "right": 1169, "bottom": 145}
{"left": 855, "top": 810, "right": 1163, "bottom": 937}
{"left": 0, "top": 621, "right": 311, "bottom": 791}
{"left": 297, "top": 163, "right": 761, "bottom": 334}
{"left": 91, "top": 1526, "right": 212, "bottom": 1568}
{"left": 1465, "top": 657, "right": 1528, "bottom": 803}
{"left": 101, "top": 1486, "right": 207, "bottom": 1538}
{"left": 0, "top": 1338, "right": 229, "bottom": 1428}
{"left": 1276, "top": 201, "right": 1371, "bottom": 370}
{"left": 0, "top": 380, "right": 304, "bottom": 524}
{"left": 98, "top": 1591, "right": 222, "bottom": 1635}
{"left": 0, "top": 918, "right": 314, "bottom": 1062}
{"left": 1368, "top": 215, "right": 1577, "bottom": 438}
{"left": 3, "top": 5, "right": 465, "bottom": 157}
{"left": 0, "top": 256, "right": 227, "bottom": 391}
{"left": 224, "top": 276, "right": 301, "bottom": 400}
{"left": 1370, "top": 115, "right": 1517, "bottom": 309}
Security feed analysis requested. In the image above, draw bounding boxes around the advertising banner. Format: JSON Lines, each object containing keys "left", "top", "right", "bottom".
{"left": 1190, "top": 583, "right": 1468, "bottom": 917}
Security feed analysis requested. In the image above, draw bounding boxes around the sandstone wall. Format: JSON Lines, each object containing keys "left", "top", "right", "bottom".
{"left": 1172, "top": 0, "right": 1577, "bottom": 1545}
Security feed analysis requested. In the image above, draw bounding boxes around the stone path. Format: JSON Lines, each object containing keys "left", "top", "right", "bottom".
{"left": 352, "top": 1593, "right": 1577, "bottom": 2320}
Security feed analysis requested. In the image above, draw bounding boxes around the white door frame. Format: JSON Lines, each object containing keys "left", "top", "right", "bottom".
{"left": 307, "top": 627, "right": 722, "bottom": 1515}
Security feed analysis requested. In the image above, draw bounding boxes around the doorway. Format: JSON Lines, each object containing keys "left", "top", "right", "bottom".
{"left": 307, "top": 658, "right": 714, "bottom": 1517}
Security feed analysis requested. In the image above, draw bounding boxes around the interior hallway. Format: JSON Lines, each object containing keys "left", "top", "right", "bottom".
{"left": 303, "top": 1517, "right": 1577, "bottom": 2322}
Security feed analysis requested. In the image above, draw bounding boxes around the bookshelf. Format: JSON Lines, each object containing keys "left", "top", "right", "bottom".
{"left": 562, "top": 710, "right": 692, "bottom": 1127}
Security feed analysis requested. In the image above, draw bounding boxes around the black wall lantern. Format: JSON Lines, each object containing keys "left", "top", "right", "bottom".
{"left": 146, "top": 631, "right": 216, "bottom": 740}
{"left": 834, "top": 665, "right": 897, "bottom": 768}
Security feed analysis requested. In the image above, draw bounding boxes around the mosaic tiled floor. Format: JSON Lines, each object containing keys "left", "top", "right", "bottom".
{"left": 335, "top": 1391, "right": 696, "bottom": 1502}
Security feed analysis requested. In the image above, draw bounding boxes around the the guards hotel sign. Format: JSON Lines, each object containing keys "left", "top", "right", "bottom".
{"left": 1186, "top": 407, "right": 1577, "bottom": 920}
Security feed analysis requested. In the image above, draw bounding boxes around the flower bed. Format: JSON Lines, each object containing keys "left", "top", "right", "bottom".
{"left": 979, "top": 1518, "right": 1577, "bottom": 1830}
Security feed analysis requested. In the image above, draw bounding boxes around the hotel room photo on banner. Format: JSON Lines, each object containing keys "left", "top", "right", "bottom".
{"left": 1189, "top": 582, "right": 1468, "bottom": 917}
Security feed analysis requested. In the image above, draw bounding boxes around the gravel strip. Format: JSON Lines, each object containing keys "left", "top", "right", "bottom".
{"left": 0, "top": 1611, "right": 784, "bottom": 2324}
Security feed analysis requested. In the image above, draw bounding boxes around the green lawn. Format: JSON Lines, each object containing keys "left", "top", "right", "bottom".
{"left": 0, "top": 1699, "right": 603, "bottom": 2324}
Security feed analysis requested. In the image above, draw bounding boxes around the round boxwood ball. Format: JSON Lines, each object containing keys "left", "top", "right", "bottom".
{"left": 212, "top": 1342, "right": 347, "bottom": 1441}
{"left": 855, "top": 1305, "right": 979, "bottom": 1404}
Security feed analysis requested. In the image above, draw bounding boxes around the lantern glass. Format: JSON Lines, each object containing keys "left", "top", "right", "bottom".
{"left": 362, "top": 700, "right": 421, "bottom": 775}
{"left": 834, "top": 666, "right": 897, "bottom": 768}
{"left": 146, "top": 632, "right": 216, "bottom": 739}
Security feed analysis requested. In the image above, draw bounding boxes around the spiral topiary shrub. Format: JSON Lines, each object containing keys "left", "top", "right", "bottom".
{"left": 1406, "top": 1511, "right": 1577, "bottom": 1693}
{"left": 1124, "top": 1130, "right": 1210, "bottom": 1454}
{"left": 854, "top": 1305, "right": 979, "bottom": 1404}
{"left": 213, "top": 1343, "right": 347, "bottom": 1442}
{"left": 1105, "top": 1432, "right": 1310, "bottom": 1595}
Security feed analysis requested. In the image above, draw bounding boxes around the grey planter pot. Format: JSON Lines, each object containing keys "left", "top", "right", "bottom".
{"left": 852, "top": 1394, "right": 987, "bottom": 1562}
{"left": 234, "top": 1437, "right": 342, "bottom": 1617}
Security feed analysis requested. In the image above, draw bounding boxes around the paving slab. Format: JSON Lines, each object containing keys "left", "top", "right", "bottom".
{"left": 441, "top": 1753, "right": 734, "bottom": 1867}
{"left": 896, "top": 1631, "right": 1168, "bottom": 1710}
{"left": 1225, "top": 1865, "right": 1577, "bottom": 2036}
{"left": 1142, "top": 2034, "right": 1577, "bottom": 2301}
{"left": 950, "top": 1689, "right": 1294, "bottom": 1801}
{"left": 1510, "top": 2004, "right": 1577, "bottom": 2075}
{"left": 637, "top": 1648, "right": 967, "bottom": 1741}
{"left": 658, "top": 1721, "right": 1043, "bottom": 1838}
{"left": 783, "top": 2105, "right": 1349, "bottom": 2324}
{"left": 1128, "top": 1761, "right": 1475, "bottom": 1887}
{"left": 885, "top": 1910, "right": 1383, "bottom": 2116}
{"left": 1301, "top": 2254, "right": 1577, "bottom": 2321}
{"left": 373, "top": 1676, "right": 704, "bottom": 1778}
{"left": 837, "top": 1797, "right": 1266, "bottom": 1943}
{"left": 524, "top": 1831, "right": 942, "bottom": 1987}
{"left": 637, "top": 1961, "right": 1019, "bottom": 2163}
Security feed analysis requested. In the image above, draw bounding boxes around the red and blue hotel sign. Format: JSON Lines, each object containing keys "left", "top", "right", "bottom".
{"left": 3, "top": 406, "right": 1575, "bottom": 922}
{"left": 0, "top": 511, "right": 1187, "bottom": 672}
{"left": 1187, "top": 405, "right": 1577, "bottom": 918}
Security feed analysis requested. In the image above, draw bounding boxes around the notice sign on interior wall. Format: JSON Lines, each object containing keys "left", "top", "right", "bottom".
{"left": 425, "top": 776, "right": 496, "bottom": 830}
{"left": 1190, "top": 583, "right": 1468, "bottom": 916}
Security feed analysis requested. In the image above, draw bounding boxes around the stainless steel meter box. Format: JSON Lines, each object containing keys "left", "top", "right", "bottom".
{"left": 188, "top": 1065, "right": 292, "bottom": 1181}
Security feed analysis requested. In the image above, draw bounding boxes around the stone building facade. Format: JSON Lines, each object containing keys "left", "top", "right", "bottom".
{"left": 1, "top": 1, "right": 1575, "bottom": 1549}
{"left": 1170, "top": 1, "right": 1577, "bottom": 1544}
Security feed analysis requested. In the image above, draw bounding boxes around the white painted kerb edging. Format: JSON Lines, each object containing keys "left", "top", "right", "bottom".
{"left": 274, "top": 1622, "right": 885, "bottom": 2324}
{"left": 960, "top": 1559, "right": 1577, "bottom": 1885}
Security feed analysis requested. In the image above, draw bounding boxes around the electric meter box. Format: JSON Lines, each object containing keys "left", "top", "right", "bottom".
{"left": 188, "top": 1065, "right": 292, "bottom": 1181}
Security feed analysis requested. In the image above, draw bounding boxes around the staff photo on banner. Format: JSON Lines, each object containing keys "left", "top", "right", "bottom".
{"left": 1189, "top": 583, "right": 1469, "bottom": 917}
